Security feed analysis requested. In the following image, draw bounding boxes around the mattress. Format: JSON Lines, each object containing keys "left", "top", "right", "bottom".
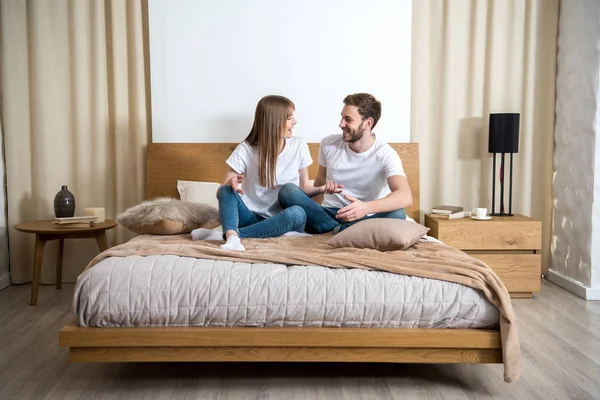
{"left": 73, "top": 254, "right": 499, "bottom": 328}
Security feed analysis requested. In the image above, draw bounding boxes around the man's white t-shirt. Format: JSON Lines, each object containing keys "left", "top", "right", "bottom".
{"left": 318, "top": 134, "right": 406, "bottom": 209}
{"left": 226, "top": 137, "right": 312, "bottom": 218}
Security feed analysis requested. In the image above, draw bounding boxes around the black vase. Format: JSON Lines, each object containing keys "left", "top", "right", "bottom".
{"left": 54, "top": 185, "right": 76, "bottom": 218}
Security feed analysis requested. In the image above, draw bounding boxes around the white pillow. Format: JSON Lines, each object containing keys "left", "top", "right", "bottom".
{"left": 177, "top": 180, "right": 220, "bottom": 209}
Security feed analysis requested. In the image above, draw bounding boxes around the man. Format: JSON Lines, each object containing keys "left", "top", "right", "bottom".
{"left": 278, "top": 93, "right": 413, "bottom": 233}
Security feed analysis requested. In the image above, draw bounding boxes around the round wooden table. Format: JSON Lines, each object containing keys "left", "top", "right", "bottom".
{"left": 14, "top": 219, "right": 118, "bottom": 306}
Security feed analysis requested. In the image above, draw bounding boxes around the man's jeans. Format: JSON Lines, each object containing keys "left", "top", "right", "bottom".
{"left": 217, "top": 185, "right": 307, "bottom": 238}
{"left": 278, "top": 183, "right": 406, "bottom": 234}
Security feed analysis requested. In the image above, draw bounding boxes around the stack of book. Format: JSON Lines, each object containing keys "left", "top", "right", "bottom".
{"left": 430, "top": 205, "right": 471, "bottom": 219}
{"left": 52, "top": 216, "right": 98, "bottom": 227}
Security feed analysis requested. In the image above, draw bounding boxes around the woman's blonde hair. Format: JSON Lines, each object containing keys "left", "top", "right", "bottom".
{"left": 244, "top": 95, "right": 295, "bottom": 188}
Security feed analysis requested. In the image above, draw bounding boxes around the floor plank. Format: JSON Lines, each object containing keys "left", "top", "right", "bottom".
{"left": 0, "top": 280, "right": 599, "bottom": 399}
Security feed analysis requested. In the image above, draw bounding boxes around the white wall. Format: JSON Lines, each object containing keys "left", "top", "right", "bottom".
{"left": 148, "top": 0, "right": 412, "bottom": 144}
{"left": 548, "top": 0, "right": 600, "bottom": 300}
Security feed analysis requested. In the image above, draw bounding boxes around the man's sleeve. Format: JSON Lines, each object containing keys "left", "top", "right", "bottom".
{"left": 318, "top": 137, "right": 328, "bottom": 167}
{"left": 383, "top": 148, "right": 407, "bottom": 179}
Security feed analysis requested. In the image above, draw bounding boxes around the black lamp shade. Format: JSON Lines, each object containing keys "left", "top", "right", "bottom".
{"left": 488, "top": 113, "right": 520, "bottom": 153}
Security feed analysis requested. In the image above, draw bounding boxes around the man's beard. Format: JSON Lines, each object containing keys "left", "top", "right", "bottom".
{"left": 343, "top": 122, "right": 366, "bottom": 143}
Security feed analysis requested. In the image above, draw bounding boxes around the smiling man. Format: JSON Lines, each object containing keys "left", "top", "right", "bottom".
{"left": 278, "top": 93, "right": 413, "bottom": 234}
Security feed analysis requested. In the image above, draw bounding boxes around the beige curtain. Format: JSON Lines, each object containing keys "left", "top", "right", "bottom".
{"left": 411, "top": 0, "right": 558, "bottom": 272}
{"left": 0, "top": 106, "right": 9, "bottom": 291}
{"left": 1, "top": 0, "right": 149, "bottom": 284}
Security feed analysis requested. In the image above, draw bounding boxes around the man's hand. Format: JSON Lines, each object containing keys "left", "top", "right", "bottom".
{"left": 336, "top": 195, "right": 371, "bottom": 222}
{"left": 320, "top": 180, "right": 343, "bottom": 195}
{"left": 228, "top": 174, "right": 244, "bottom": 194}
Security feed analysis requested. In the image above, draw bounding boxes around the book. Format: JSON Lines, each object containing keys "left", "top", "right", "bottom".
{"left": 53, "top": 216, "right": 98, "bottom": 225}
{"left": 431, "top": 205, "right": 463, "bottom": 215}
{"left": 53, "top": 216, "right": 97, "bottom": 222}
{"left": 429, "top": 211, "right": 472, "bottom": 219}
{"left": 53, "top": 222, "right": 95, "bottom": 228}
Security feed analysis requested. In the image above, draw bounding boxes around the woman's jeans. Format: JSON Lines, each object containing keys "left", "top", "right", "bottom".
{"left": 278, "top": 183, "right": 406, "bottom": 234}
{"left": 217, "top": 185, "right": 307, "bottom": 238}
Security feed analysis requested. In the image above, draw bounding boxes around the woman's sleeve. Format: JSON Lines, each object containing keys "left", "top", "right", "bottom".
{"left": 299, "top": 141, "right": 313, "bottom": 169}
{"left": 225, "top": 143, "right": 248, "bottom": 174}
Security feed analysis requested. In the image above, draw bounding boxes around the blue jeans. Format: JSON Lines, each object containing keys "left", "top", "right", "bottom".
{"left": 278, "top": 183, "right": 406, "bottom": 234}
{"left": 217, "top": 185, "right": 307, "bottom": 239}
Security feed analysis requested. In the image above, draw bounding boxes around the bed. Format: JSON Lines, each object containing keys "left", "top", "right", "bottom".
{"left": 59, "top": 143, "right": 520, "bottom": 383}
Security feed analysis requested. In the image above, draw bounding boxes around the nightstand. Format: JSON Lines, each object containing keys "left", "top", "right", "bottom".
{"left": 14, "top": 219, "right": 118, "bottom": 306}
{"left": 424, "top": 214, "right": 542, "bottom": 298}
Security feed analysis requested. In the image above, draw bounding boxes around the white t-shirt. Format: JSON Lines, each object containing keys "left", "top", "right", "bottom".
{"left": 318, "top": 134, "right": 406, "bottom": 209}
{"left": 226, "top": 137, "right": 312, "bottom": 218}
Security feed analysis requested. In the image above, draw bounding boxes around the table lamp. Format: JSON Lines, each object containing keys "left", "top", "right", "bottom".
{"left": 488, "top": 113, "right": 520, "bottom": 216}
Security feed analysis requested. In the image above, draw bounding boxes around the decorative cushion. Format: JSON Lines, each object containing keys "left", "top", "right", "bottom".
{"left": 327, "top": 218, "right": 430, "bottom": 251}
{"left": 117, "top": 197, "right": 220, "bottom": 235}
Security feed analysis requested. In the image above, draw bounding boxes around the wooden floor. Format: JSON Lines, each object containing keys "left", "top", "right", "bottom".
{"left": 1, "top": 280, "right": 599, "bottom": 400}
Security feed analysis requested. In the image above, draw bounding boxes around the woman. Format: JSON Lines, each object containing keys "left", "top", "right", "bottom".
{"left": 192, "top": 95, "right": 338, "bottom": 251}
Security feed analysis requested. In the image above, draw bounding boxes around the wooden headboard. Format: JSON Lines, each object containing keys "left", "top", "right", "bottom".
{"left": 147, "top": 143, "right": 420, "bottom": 222}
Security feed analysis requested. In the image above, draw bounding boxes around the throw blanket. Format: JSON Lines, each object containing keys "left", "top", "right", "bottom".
{"left": 84, "top": 234, "right": 520, "bottom": 383}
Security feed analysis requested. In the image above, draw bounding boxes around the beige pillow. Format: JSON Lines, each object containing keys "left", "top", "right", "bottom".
{"left": 117, "top": 197, "right": 220, "bottom": 235}
{"left": 328, "top": 218, "right": 430, "bottom": 251}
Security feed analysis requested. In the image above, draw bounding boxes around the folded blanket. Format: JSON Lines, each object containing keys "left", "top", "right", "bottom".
{"left": 84, "top": 234, "right": 520, "bottom": 383}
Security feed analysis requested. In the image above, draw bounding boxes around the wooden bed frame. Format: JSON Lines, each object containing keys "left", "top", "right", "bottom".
{"left": 59, "top": 142, "right": 502, "bottom": 365}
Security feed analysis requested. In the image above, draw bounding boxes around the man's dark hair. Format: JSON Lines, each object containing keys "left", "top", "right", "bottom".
{"left": 343, "top": 93, "right": 382, "bottom": 128}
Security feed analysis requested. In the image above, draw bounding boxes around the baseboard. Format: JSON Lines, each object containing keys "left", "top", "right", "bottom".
{"left": 0, "top": 272, "right": 10, "bottom": 291}
{"left": 547, "top": 269, "right": 600, "bottom": 300}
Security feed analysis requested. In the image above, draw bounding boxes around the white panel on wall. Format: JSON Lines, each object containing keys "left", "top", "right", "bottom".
{"left": 148, "top": 0, "right": 412, "bottom": 143}
{"left": 548, "top": 0, "right": 600, "bottom": 300}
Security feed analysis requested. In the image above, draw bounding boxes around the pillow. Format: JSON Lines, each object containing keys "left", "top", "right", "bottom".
{"left": 117, "top": 197, "right": 220, "bottom": 235}
{"left": 327, "top": 218, "right": 430, "bottom": 251}
{"left": 177, "top": 180, "right": 221, "bottom": 209}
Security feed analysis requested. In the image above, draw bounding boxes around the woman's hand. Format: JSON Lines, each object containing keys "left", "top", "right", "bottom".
{"left": 227, "top": 174, "right": 244, "bottom": 194}
{"left": 320, "top": 180, "right": 343, "bottom": 195}
{"left": 218, "top": 167, "right": 245, "bottom": 198}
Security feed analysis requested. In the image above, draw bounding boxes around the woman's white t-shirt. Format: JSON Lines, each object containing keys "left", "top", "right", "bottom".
{"left": 226, "top": 137, "right": 312, "bottom": 218}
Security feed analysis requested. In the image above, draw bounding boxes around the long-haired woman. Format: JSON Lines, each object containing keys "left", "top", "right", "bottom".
{"left": 192, "top": 95, "right": 326, "bottom": 251}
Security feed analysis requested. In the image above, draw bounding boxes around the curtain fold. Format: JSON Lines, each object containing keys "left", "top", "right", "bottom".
{"left": 1, "top": 0, "right": 149, "bottom": 284}
{"left": 0, "top": 107, "right": 9, "bottom": 290}
{"left": 411, "top": 0, "right": 558, "bottom": 272}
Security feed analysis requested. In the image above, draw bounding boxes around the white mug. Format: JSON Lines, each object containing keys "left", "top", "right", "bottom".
{"left": 472, "top": 207, "right": 487, "bottom": 218}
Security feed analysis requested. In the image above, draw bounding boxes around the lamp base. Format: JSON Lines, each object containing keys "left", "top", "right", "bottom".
{"left": 490, "top": 152, "right": 516, "bottom": 218}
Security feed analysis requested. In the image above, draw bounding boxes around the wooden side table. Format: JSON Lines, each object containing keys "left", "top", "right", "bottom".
{"left": 424, "top": 214, "right": 542, "bottom": 298}
{"left": 14, "top": 219, "right": 118, "bottom": 306}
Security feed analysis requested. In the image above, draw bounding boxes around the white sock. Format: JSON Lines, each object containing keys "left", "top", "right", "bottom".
{"left": 283, "top": 231, "right": 312, "bottom": 237}
{"left": 191, "top": 228, "right": 223, "bottom": 241}
{"left": 220, "top": 235, "right": 245, "bottom": 251}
